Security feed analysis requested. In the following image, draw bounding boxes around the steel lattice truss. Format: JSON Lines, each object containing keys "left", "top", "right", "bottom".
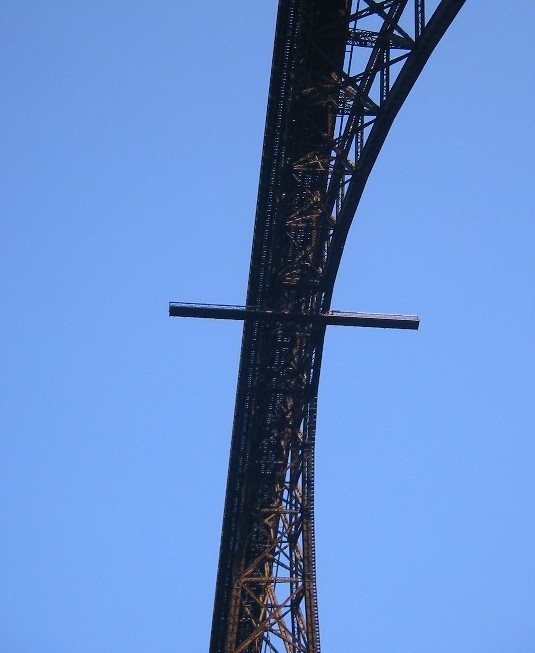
{"left": 207, "top": 2, "right": 466, "bottom": 652}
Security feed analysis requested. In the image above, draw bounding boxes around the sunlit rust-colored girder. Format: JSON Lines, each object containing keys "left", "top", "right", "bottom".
{"left": 209, "top": 4, "right": 350, "bottom": 652}
{"left": 207, "top": 2, "right": 466, "bottom": 652}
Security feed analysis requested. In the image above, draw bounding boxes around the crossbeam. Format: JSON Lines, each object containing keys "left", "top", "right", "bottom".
{"left": 169, "top": 302, "right": 419, "bottom": 330}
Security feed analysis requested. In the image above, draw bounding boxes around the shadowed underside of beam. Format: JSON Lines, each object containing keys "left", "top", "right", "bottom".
{"left": 169, "top": 302, "right": 419, "bottom": 329}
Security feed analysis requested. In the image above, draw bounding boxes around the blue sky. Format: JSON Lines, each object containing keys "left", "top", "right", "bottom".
{"left": 2, "top": 2, "right": 535, "bottom": 652}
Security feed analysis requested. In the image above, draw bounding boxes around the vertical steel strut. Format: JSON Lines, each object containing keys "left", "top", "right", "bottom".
{"left": 198, "top": 2, "right": 467, "bottom": 652}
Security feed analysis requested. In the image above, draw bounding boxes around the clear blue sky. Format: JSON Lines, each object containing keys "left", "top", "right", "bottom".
{"left": 2, "top": 2, "right": 534, "bottom": 652}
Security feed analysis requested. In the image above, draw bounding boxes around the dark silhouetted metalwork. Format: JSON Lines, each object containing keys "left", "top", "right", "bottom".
{"left": 169, "top": 303, "right": 419, "bottom": 329}
{"left": 170, "top": 2, "right": 465, "bottom": 651}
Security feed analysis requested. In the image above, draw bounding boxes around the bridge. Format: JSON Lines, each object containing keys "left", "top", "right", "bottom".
{"left": 171, "top": 2, "right": 466, "bottom": 651}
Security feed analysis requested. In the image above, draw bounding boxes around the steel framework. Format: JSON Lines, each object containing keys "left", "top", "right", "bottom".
{"left": 175, "top": 2, "right": 465, "bottom": 652}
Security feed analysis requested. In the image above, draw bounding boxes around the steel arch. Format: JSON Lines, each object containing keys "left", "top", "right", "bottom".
{"left": 206, "top": 2, "right": 467, "bottom": 652}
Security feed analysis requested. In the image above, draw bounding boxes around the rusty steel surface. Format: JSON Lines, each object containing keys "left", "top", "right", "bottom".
{"left": 202, "top": 2, "right": 466, "bottom": 652}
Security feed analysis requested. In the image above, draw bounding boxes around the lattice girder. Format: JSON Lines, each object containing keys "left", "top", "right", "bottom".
{"left": 208, "top": 2, "right": 466, "bottom": 652}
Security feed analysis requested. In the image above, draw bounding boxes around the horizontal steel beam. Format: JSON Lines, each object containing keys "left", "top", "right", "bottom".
{"left": 169, "top": 302, "right": 419, "bottom": 330}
